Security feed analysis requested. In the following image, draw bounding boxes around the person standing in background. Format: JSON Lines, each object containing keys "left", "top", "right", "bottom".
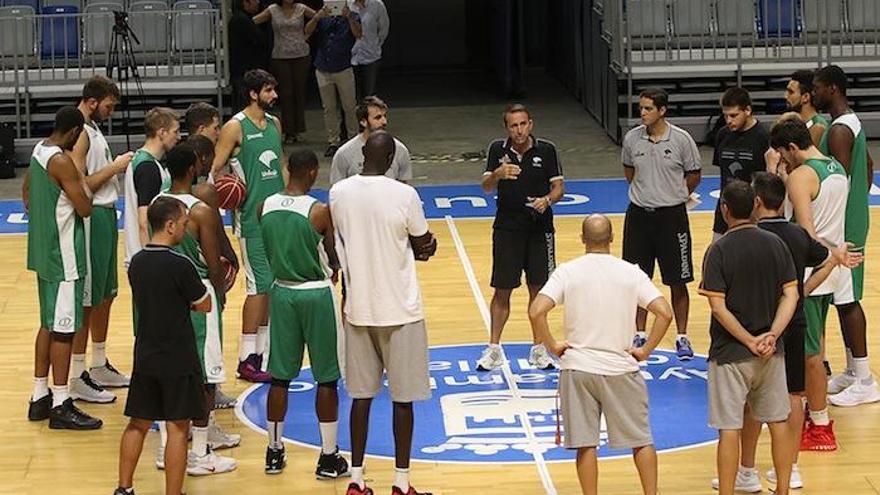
{"left": 229, "top": 0, "right": 270, "bottom": 113}
{"left": 349, "top": 0, "right": 389, "bottom": 100}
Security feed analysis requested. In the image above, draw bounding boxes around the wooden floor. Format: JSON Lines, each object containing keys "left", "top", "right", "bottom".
{"left": 1, "top": 213, "right": 879, "bottom": 494}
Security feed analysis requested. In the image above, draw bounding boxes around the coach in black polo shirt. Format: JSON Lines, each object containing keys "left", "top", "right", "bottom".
{"left": 476, "top": 104, "right": 564, "bottom": 372}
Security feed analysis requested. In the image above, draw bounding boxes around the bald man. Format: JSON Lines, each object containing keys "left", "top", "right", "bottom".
{"left": 529, "top": 215, "right": 673, "bottom": 495}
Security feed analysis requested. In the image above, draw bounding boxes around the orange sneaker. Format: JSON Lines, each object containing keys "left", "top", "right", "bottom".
{"left": 800, "top": 420, "right": 838, "bottom": 451}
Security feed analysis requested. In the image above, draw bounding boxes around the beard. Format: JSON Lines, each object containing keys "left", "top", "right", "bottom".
{"left": 258, "top": 98, "right": 276, "bottom": 110}
{"left": 786, "top": 101, "right": 802, "bottom": 113}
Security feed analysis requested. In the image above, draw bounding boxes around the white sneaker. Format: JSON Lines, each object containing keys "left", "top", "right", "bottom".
{"left": 529, "top": 344, "right": 557, "bottom": 370}
{"left": 156, "top": 443, "right": 165, "bottom": 470}
{"left": 476, "top": 345, "right": 504, "bottom": 371}
{"left": 766, "top": 464, "right": 803, "bottom": 489}
{"left": 208, "top": 421, "right": 241, "bottom": 450}
{"left": 828, "top": 379, "right": 880, "bottom": 407}
{"left": 187, "top": 450, "right": 237, "bottom": 476}
{"left": 711, "top": 468, "right": 762, "bottom": 492}
{"left": 70, "top": 371, "right": 116, "bottom": 403}
{"left": 88, "top": 361, "right": 130, "bottom": 388}
{"left": 827, "top": 371, "right": 856, "bottom": 394}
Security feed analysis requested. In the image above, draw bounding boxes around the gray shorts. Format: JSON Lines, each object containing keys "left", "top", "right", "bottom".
{"left": 343, "top": 319, "right": 431, "bottom": 403}
{"left": 708, "top": 355, "right": 791, "bottom": 430}
{"left": 559, "top": 369, "right": 653, "bottom": 450}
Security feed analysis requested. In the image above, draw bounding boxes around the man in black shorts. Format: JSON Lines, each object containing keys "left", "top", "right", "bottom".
{"left": 477, "top": 104, "right": 565, "bottom": 371}
{"left": 115, "top": 197, "right": 212, "bottom": 495}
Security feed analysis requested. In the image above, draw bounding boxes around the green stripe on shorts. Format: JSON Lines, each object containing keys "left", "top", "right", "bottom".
{"left": 804, "top": 294, "right": 833, "bottom": 356}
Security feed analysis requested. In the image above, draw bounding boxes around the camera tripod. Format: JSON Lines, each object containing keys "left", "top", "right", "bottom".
{"left": 107, "top": 11, "right": 145, "bottom": 150}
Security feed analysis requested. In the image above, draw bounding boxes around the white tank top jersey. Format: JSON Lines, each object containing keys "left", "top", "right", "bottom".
{"left": 84, "top": 121, "right": 118, "bottom": 206}
{"left": 803, "top": 158, "right": 848, "bottom": 296}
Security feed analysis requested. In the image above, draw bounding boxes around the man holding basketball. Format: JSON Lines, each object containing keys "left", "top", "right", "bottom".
{"left": 212, "top": 69, "right": 285, "bottom": 382}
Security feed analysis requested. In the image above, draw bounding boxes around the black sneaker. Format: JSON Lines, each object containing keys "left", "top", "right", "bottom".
{"left": 316, "top": 448, "right": 350, "bottom": 479}
{"left": 48, "top": 398, "right": 103, "bottom": 430}
{"left": 28, "top": 391, "right": 52, "bottom": 421}
{"left": 113, "top": 488, "right": 135, "bottom": 495}
{"left": 265, "top": 446, "right": 286, "bottom": 475}
{"left": 324, "top": 144, "right": 339, "bottom": 158}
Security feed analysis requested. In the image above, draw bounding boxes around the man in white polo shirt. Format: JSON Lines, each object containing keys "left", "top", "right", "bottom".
{"left": 528, "top": 214, "right": 673, "bottom": 495}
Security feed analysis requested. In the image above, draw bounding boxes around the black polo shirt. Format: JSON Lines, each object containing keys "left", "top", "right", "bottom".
{"left": 699, "top": 225, "right": 798, "bottom": 364}
{"left": 128, "top": 245, "right": 208, "bottom": 377}
{"left": 712, "top": 123, "right": 770, "bottom": 233}
{"left": 484, "top": 136, "right": 563, "bottom": 232}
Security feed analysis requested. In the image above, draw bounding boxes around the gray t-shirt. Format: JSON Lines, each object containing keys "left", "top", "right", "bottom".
{"left": 330, "top": 134, "right": 413, "bottom": 185}
{"left": 621, "top": 123, "right": 701, "bottom": 208}
{"left": 268, "top": 3, "right": 310, "bottom": 59}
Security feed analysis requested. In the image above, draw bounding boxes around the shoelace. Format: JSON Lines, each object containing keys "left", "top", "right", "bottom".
{"left": 81, "top": 373, "right": 107, "bottom": 392}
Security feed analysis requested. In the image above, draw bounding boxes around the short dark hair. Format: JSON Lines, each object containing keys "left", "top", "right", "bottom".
{"left": 243, "top": 69, "right": 277, "bottom": 104}
{"left": 770, "top": 117, "right": 812, "bottom": 150}
{"left": 356, "top": 96, "right": 388, "bottom": 124}
{"left": 147, "top": 196, "right": 185, "bottom": 233}
{"left": 54, "top": 106, "right": 85, "bottom": 134}
{"left": 815, "top": 65, "right": 848, "bottom": 96}
{"left": 752, "top": 172, "right": 786, "bottom": 211}
{"left": 165, "top": 143, "right": 198, "bottom": 180}
{"left": 82, "top": 75, "right": 120, "bottom": 102}
{"left": 287, "top": 149, "right": 319, "bottom": 178}
{"left": 184, "top": 102, "right": 219, "bottom": 135}
{"left": 721, "top": 180, "right": 755, "bottom": 220}
{"left": 502, "top": 103, "right": 531, "bottom": 125}
{"left": 790, "top": 69, "right": 815, "bottom": 96}
{"left": 639, "top": 87, "right": 669, "bottom": 110}
{"left": 187, "top": 134, "right": 215, "bottom": 168}
{"left": 720, "top": 87, "right": 752, "bottom": 109}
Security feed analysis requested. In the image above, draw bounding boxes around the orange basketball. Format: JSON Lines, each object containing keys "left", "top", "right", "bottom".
{"left": 215, "top": 174, "right": 246, "bottom": 210}
{"left": 221, "top": 256, "right": 237, "bottom": 292}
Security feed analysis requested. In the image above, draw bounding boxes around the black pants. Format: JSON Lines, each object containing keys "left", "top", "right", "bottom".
{"left": 354, "top": 60, "right": 381, "bottom": 100}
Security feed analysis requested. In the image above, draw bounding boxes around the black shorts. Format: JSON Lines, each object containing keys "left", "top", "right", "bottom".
{"left": 491, "top": 228, "right": 556, "bottom": 289}
{"left": 623, "top": 203, "right": 694, "bottom": 286}
{"left": 783, "top": 323, "right": 806, "bottom": 394}
{"left": 124, "top": 372, "right": 208, "bottom": 421}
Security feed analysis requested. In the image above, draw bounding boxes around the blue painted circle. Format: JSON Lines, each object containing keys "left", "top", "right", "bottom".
{"left": 237, "top": 343, "right": 716, "bottom": 463}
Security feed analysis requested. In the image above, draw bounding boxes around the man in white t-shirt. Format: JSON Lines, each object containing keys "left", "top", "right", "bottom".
{"left": 528, "top": 214, "right": 673, "bottom": 495}
{"left": 329, "top": 131, "right": 437, "bottom": 495}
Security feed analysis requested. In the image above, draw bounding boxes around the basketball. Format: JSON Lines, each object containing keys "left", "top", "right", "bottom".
{"left": 221, "top": 256, "right": 237, "bottom": 292}
{"left": 215, "top": 174, "right": 246, "bottom": 210}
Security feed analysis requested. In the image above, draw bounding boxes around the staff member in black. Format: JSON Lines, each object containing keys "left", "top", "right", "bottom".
{"left": 477, "top": 104, "right": 564, "bottom": 372}
{"left": 114, "top": 196, "right": 212, "bottom": 495}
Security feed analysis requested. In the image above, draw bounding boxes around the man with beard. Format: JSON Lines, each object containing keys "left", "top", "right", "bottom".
{"left": 767, "top": 70, "right": 827, "bottom": 177}
{"left": 329, "top": 96, "right": 412, "bottom": 185}
{"left": 212, "top": 69, "right": 285, "bottom": 383}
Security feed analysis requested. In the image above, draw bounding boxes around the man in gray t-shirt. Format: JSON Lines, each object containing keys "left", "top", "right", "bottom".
{"left": 621, "top": 87, "right": 702, "bottom": 361}
{"left": 330, "top": 96, "right": 412, "bottom": 185}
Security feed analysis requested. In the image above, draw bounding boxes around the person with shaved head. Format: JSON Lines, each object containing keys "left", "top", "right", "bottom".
{"left": 528, "top": 215, "right": 673, "bottom": 495}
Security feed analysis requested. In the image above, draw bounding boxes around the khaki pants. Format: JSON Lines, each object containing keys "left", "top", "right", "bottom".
{"left": 316, "top": 67, "right": 358, "bottom": 146}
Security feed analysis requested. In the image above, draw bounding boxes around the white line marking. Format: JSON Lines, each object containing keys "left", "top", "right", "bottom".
{"left": 444, "top": 214, "right": 558, "bottom": 495}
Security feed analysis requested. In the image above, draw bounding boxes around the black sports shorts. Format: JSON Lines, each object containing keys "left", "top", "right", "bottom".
{"left": 622, "top": 202, "right": 694, "bottom": 286}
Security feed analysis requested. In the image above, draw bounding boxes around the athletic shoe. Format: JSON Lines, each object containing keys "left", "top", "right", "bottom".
{"left": 676, "top": 337, "right": 695, "bottom": 361}
{"left": 265, "top": 446, "right": 286, "bottom": 475}
{"left": 827, "top": 371, "right": 856, "bottom": 395}
{"left": 28, "top": 391, "right": 52, "bottom": 421}
{"left": 237, "top": 354, "right": 271, "bottom": 383}
{"left": 48, "top": 398, "right": 102, "bottom": 430}
{"left": 391, "top": 486, "right": 434, "bottom": 495}
{"left": 632, "top": 334, "right": 647, "bottom": 349}
{"left": 710, "top": 468, "right": 762, "bottom": 492}
{"left": 475, "top": 345, "right": 503, "bottom": 371}
{"left": 70, "top": 371, "right": 116, "bottom": 403}
{"left": 113, "top": 488, "right": 135, "bottom": 495}
{"left": 214, "top": 387, "right": 237, "bottom": 409}
{"left": 766, "top": 464, "right": 803, "bottom": 489}
{"left": 828, "top": 380, "right": 880, "bottom": 407}
{"left": 89, "top": 360, "right": 130, "bottom": 388}
{"left": 208, "top": 421, "right": 241, "bottom": 450}
{"left": 187, "top": 450, "right": 237, "bottom": 476}
{"left": 346, "top": 483, "right": 374, "bottom": 495}
{"left": 316, "top": 448, "right": 350, "bottom": 479}
{"left": 156, "top": 443, "right": 165, "bottom": 470}
{"left": 800, "top": 420, "right": 837, "bottom": 451}
{"left": 528, "top": 344, "right": 556, "bottom": 370}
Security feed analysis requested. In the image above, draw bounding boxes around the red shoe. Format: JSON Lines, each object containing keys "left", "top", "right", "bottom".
{"left": 391, "top": 486, "right": 433, "bottom": 495}
{"left": 346, "top": 482, "right": 374, "bottom": 495}
{"left": 800, "top": 420, "right": 838, "bottom": 451}
{"left": 236, "top": 354, "right": 271, "bottom": 383}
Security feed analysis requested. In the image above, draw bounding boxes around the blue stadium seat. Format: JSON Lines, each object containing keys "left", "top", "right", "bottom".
{"left": 0, "top": 5, "right": 36, "bottom": 64}
{"left": 43, "top": 0, "right": 80, "bottom": 9}
{"left": 40, "top": 5, "right": 79, "bottom": 59}
{"left": 757, "top": 0, "right": 802, "bottom": 38}
{"left": 2, "top": 0, "right": 39, "bottom": 10}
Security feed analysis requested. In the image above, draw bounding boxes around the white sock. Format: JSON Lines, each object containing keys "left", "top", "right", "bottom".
{"left": 676, "top": 334, "right": 688, "bottom": 343}
{"left": 192, "top": 426, "right": 209, "bottom": 457}
{"left": 32, "top": 377, "right": 49, "bottom": 401}
{"left": 393, "top": 467, "right": 410, "bottom": 492}
{"left": 256, "top": 325, "right": 269, "bottom": 355}
{"left": 636, "top": 331, "right": 647, "bottom": 340}
{"left": 319, "top": 421, "right": 338, "bottom": 454}
{"left": 71, "top": 353, "right": 86, "bottom": 378}
{"left": 267, "top": 420, "right": 284, "bottom": 449}
{"left": 51, "top": 384, "right": 69, "bottom": 408}
{"left": 739, "top": 464, "right": 757, "bottom": 475}
{"left": 91, "top": 342, "right": 107, "bottom": 368}
{"left": 845, "top": 347, "right": 855, "bottom": 374}
{"left": 159, "top": 421, "right": 168, "bottom": 448}
{"left": 810, "top": 408, "right": 830, "bottom": 426}
{"left": 239, "top": 334, "right": 256, "bottom": 361}
{"left": 853, "top": 357, "right": 873, "bottom": 383}
{"left": 351, "top": 466, "right": 365, "bottom": 489}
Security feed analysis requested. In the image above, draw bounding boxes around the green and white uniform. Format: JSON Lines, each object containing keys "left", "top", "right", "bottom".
{"left": 807, "top": 113, "right": 829, "bottom": 131}
{"left": 260, "top": 193, "right": 341, "bottom": 382}
{"left": 123, "top": 148, "right": 170, "bottom": 266}
{"left": 83, "top": 120, "right": 119, "bottom": 307}
{"left": 819, "top": 112, "right": 870, "bottom": 302}
{"left": 26, "top": 142, "right": 86, "bottom": 333}
{"left": 230, "top": 112, "right": 284, "bottom": 295}
{"left": 155, "top": 192, "right": 226, "bottom": 384}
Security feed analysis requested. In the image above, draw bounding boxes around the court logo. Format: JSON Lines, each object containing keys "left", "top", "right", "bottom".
{"left": 237, "top": 343, "right": 716, "bottom": 463}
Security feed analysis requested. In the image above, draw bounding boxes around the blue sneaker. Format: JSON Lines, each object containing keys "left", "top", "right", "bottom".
{"left": 676, "top": 337, "right": 694, "bottom": 361}
{"left": 632, "top": 333, "right": 647, "bottom": 348}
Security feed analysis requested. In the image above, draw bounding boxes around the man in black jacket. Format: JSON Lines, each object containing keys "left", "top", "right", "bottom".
{"left": 229, "top": 0, "right": 270, "bottom": 112}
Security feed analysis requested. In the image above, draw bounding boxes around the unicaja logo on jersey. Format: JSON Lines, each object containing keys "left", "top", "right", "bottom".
{"left": 258, "top": 150, "right": 279, "bottom": 179}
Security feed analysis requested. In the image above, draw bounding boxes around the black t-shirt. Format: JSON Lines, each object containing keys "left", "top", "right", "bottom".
{"left": 485, "top": 137, "right": 563, "bottom": 232}
{"left": 228, "top": 10, "right": 269, "bottom": 78}
{"left": 712, "top": 123, "right": 770, "bottom": 233}
{"left": 134, "top": 163, "right": 163, "bottom": 207}
{"left": 699, "top": 225, "right": 798, "bottom": 364}
{"left": 128, "top": 245, "right": 208, "bottom": 377}
{"left": 758, "top": 217, "right": 829, "bottom": 328}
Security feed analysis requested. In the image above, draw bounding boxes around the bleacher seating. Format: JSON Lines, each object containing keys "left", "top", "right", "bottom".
{"left": 129, "top": 0, "right": 169, "bottom": 56}
{"left": 172, "top": 0, "right": 213, "bottom": 52}
{"left": 756, "top": 0, "right": 801, "bottom": 39}
{"left": 0, "top": 5, "right": 35, "bottom": 64}
{"left": 83, "top": 2, "right": 116, "bottom": 56}
{"left": 40, "top": 5, "right": 79, "bottom": 59}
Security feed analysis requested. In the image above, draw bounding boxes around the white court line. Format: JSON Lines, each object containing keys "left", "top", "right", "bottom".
{"left": 444, "top": 215, "right": 558, "bottom": 495}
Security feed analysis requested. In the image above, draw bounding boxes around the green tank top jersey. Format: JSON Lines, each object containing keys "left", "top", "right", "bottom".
{"left": 230, "top": 112, "right": 284, "bottom": 238}
{"left": 805, "top": 157, "right": 846, "bottom": 182}
{"left": 818, "top": 112, "right": 870, "bottom": 245}
{"left": 259, "top": 193, "right": 330, "bottom": 282}
{"left": 156, "top": 192, "right": 209, "bottom": 279}
{"left": 808, "top": 114, "right": 829, "bottom": 129}
{"left": 26, "top": 142, "right": 87, "bottom": 282}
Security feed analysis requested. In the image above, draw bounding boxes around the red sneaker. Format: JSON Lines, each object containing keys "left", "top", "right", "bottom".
{"left": 800, "top": 420, "right": 837, "bottom": 451}
{"left": 236, "top": 354, "right": 271, "bottom": 383}
{"left": 391, "top": 486, "right": 433, "bottom": 495}
{"left": 346, "top": 483, "right": 374, "bottom": 495}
